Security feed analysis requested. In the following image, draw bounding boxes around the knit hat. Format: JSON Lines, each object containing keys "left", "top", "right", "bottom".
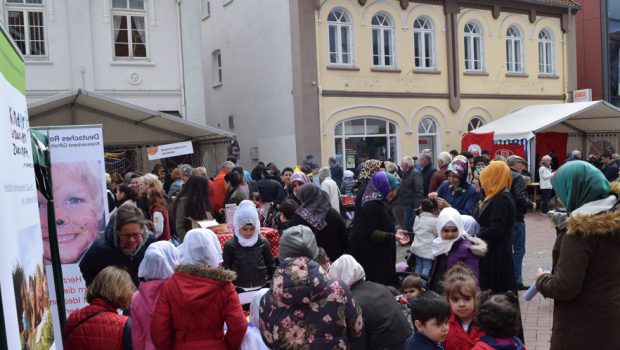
{"left": 278, "top": 225, "right": 319, "bottom": 261}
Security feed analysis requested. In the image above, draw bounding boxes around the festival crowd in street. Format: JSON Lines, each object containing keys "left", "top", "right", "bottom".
{"left": 64, "top": 148, "right": 620, "bottom": 350}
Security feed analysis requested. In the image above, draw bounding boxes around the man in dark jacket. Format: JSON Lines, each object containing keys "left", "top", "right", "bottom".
{"left": 507, "top": 155, "right": 535, "bottom": 290}
{"left": 329, "top": 157, "right": 344, "bottom": 188}
{"left": 601, "top": 152, "right": 619, "bottom": 182}
{"left": 418, "top": 153, "right": 436, "bottom": 197}
{"left": 397, "top": 156, "right": 424, "bottom": 232}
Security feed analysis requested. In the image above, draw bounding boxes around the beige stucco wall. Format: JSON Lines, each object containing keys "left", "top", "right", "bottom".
{"left": 316, "top": 0, "right": 570, "bottom": 164}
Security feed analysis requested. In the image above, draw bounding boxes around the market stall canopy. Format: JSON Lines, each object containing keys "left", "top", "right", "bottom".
{"left": 471, "top": 101, "right": 620, "bottom": 140}
{"left": 28, "top": 89, "right": 234, "bottom": 145}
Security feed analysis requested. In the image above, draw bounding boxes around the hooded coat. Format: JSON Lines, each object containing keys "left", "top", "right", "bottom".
{"left": 80, "top": 214, "right": 155, "bottom": 288}
{"left": 259, "top": 257, "right": 363, "bottom": 349}
{"left": 150, "top": 265, "right": 247, "bottom": 350}
{"left": 536, "top": 181, "right": 620, "bottom": 350}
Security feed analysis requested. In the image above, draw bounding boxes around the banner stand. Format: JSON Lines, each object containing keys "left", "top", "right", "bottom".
{"left": 31, "top": 130, "right": 66, "bottom": 335}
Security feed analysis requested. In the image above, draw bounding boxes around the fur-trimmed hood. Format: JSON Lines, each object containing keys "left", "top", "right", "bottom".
{"left": 175, "top": 264, "right": 236, "bottom": 282}
{"left": 467, "top": 236, "right": 488, "bottom": 257}
{"left": 567, "top": 182, "right": 620, "bottom": 240}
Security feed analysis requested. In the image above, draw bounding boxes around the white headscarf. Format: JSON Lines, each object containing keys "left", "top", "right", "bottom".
{"left": 432, "top": 207, "right": 468, "bottom": 257}
{"left": 241, "top": 288, "right": 270, "bottom": 350}
{"left": 343, "top": 170, "right": 354, "bottom": 179}
{"left": 138, "top": 241, "right": 179, "bottom": 281}
{"left": 461, "top": 215, "right": 480, "bottom": 236}
{"left": 328, "top": 254, "right": 366, "bottom": 287}
{"left": 178, "top": 228, "right": 223, "bottom": 267}
{"left": 233, "top": 200, "right": 260, "bottom": 247}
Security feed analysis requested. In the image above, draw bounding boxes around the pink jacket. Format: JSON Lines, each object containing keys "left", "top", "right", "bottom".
{"left": 131, "top": 279, "right": 166, "bottom": 350}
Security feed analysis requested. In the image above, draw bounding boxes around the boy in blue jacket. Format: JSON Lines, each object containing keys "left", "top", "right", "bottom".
{"left": 403, "top": 291, "right": 451, "bottom": 350}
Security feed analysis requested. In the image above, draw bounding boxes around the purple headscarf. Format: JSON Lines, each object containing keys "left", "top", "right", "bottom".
{"left": 295, "top": 184, "right": 330, "bottom": 231}
{"left": 361, "top": 171, "right": 392, "bottom": 206}
{"left": 290, "top": 172, "right": 310, "bottom": 197}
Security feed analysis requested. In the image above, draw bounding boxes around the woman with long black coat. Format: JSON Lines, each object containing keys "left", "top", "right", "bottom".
{"left": 474, "top": 160, "right": 517, "bottom": 294}
{"left": 286, "top": 183, "right": 348, "bottom": 261}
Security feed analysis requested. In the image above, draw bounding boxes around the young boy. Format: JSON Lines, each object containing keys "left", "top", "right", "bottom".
{"left": 399, "top": 274, "right": 426, "bottom": 330}
{"left": 277, "top": 199, "right": 299, "bottom": 234}
{"left": 403, "top": 291, "right": 451, "bottom": 350}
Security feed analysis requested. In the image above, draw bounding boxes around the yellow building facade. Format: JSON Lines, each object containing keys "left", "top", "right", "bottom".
{"left": 315, "top": 0, "right": 578, "bottom": 169}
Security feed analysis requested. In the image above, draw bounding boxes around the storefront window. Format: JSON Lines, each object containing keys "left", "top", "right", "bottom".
{"left": 418, "top": 116, "right": 440, "bottom": 160}
{"left": 334, "top": 118, "right": 398, "bottom": 170}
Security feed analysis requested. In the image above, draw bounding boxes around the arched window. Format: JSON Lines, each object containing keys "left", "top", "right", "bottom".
{"left": 418, "top": 117, "right": 439, "bottom": 159}
{"left": 464, "top": 21, "right": 483, "bottom": 71}
{"left": 371, "top": 13, "right": 395, "bottom": 68}
{"left": 506, "top": 25, "right": 523, "bottom": 73}
{"left": 328, "top": 9, "right": 353, "bottom": 65}
{"left": 538, "top": 29, "right": 554, "bottom": 75}
{"left": 334, "top": 118, "right": 398, "bottom": 169}
{"left": 467, "top": 117, "right": 485, "bottom": 131}
{"left": 413, "top": 16, "right": 435, "bottom": 69}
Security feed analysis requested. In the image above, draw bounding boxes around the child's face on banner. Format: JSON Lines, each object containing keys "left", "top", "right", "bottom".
{"left": 39, "top": 163, "right": 102, "bottom": 264}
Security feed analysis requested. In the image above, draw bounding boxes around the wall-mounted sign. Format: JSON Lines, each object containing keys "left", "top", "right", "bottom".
{"left": 573, "top": 89, "right": 592, "bottom": 102}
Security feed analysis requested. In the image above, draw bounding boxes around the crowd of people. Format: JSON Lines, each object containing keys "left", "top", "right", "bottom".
{"left": 63, "top": 147, "right": 620, "bottom": 350}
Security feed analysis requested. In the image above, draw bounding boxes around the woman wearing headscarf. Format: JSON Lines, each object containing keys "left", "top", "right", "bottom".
{"left": 329, "top": 254, "right": 412, "bottom": 350}
{"left": 353, "top": 160, "right": 382, "bottom": 219}
{"left": 223, "top": 200, "right": 275, "bottom": 289}
{"left": 150, "top": 228, "right": 247, "bottom": 349}
{"left": 350, "top": 171, "right": 409, "bottom": 285}
{"left": 80, "top": 205, "right": 155, "bottom": 288}
{"left": 534, "top": 162, "right": 620, "bottom": 350}
{"left": 430, "top": 159, "right": 480, "bottom": 215}
{"left": 474, "top": 161, "right": 517, "bottom": 294}
{"left": 241, "top": 288, "right": 270, "bottom": 350}
{"left": 285, "top": 184, "right": 348, "bottom": 261}
{"left": 285, "top": 171, "right": 310, "bottom": 204}
{"left": 131, "top": 241, "right": 179, "bottom": 350}
{"left": 426, "top": 208, "right": 487, "bottom": 293}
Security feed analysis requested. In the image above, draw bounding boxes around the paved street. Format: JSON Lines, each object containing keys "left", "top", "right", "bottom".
{"left": 520, "top": 211, "right": 556, "bottom": 350}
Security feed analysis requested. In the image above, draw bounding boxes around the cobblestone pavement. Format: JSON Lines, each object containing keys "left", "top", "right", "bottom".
{"left": 396, "top": 210, "right": 557, "bottom": 349}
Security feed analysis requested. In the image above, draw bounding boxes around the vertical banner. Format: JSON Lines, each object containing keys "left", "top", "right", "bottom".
{"left": 0, "top": 26, "right": 56, "bottom": 349}
{"left": 36, "top": 126, "right": 108, "bottom": 314}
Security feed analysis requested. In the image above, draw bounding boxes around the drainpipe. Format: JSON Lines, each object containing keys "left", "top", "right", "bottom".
{"left": 176, "top": 0, "right": 187, "bottom": 119}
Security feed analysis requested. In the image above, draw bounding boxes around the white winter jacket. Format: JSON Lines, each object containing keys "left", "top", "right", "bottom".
{"left": 411, "top": 212, "right": 439, "bottom": 260}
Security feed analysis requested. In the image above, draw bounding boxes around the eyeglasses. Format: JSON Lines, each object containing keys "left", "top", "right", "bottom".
{"left": 119, "top": 232, "right": 142, "bottom": 241}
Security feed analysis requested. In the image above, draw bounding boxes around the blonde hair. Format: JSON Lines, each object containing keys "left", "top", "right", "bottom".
{"left": 540, "top": 155, "right": 552, "bottom": 166}
{"left": 141, "top": 173, "right": 162, "bottom": 191}
{"left": 52, "top": 161, "right": 104, "bottom": 221}
{"left": 193, "top": 166, "right": 209, "bottom": 178}
{"left": 86, "top": 266, "right": 136, "bottom": 309}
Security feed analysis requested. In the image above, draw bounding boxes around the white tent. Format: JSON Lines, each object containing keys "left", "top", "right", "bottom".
{"left": 472, "top": 101, "right": 620, "bottom": 141}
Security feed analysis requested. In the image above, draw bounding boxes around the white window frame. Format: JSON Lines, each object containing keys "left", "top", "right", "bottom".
{"left": 333, "top": 118, "right": 399, "bottom": 167}
{"left": 371, "top": 12, "right": 395, "bottom": 68}
{"left": 467, "top": 117, "right": 485, "bottom": 131}
{"left": 506, "top": 25, "right": 524, "bottom": 73}
{"left": 538, "top": 29, "right": 554, "bottom": 75}
{"left": 212, "top": 49, "right": 222, "bottom": 87}
{"left": 413, "top": 16, "right": 435, "bottom": 70}
{"left": 111, "top": 0, "right": 149, "bottom": 60}
{"left": 418, "top": 116, "right": 440, "bottom": 160}
{"left": 464, "top": 21, "right": 483, "bottom": 71}
{"left": 5, "top": 0, "right": 47, "bottom": 59}
{"left": 327, "top": 8, "right": 354, "bottom": 66}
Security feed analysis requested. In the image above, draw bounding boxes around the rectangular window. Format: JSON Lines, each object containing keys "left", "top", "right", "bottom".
{"left": 5, "top": 0, "right": 46, "bottom": 57}
{"left": 213, "top": 50, "right": 222, "bottom": 86}
{"left": 112, "top": 0, "right": 148, "bottom": 59}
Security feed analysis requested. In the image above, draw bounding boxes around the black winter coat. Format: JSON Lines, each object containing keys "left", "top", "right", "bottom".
{"left": 222, "top": 235, "right": 275, "bottom": 288}
{"left": 475, "top": 189, "right": 517, "bottom": 294}
{"left": 79, "top": 214, "right": 155, "bottom": 288}
{"left": 420, "top": 164, "right": 437, "bottom": 198}
{"left": 256, "top": 178, "right": 285, "bottom": 203}
{"left": 510, "top": 170, "right": 534, "bottom": 222}
{"left": 350, "top": 281, "right": 411, "bottom": 350}
{"left": 350, "top": 200, "right": 397, "bottom": 286}
{"left": 288, "top": 208, "right": 348, "bottom": 261}
{"left": 396, "top": 169, "right": 424, "bottom": 207}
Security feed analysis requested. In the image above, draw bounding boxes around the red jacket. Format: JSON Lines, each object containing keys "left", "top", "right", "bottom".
{"left": 150, "top": 265, "right": 247, "bottom": 350}
{"left": 64, "top": 298, "right": 128, "bottom": 350}
{"left": 212, "top": 170, "right": 228, "bottom": 214}
{"left": 444, "top": 313, "right": 485, "bottom": 350}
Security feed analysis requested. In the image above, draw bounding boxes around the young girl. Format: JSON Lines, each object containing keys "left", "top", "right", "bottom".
{"left": 442, "top": 264, "right": 485, "bottom": 350}
{"left": 411, "top": 199, "right": 439, "bottom": 279}
{"left": 223, "top": 200, "right": 275, "bottom": 289}
{"left": 471, "top": 292, "right": 527, "bottom": 350}
{"left": 147, "top": 187, "right": 171, "bottom": 241}
{"left": 427, "top": 208, "right": 487, "bottom": 293}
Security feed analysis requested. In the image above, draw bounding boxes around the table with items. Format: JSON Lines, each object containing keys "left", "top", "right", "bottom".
{"left": 215, "top": 227, "right": 280, "bottom": 258}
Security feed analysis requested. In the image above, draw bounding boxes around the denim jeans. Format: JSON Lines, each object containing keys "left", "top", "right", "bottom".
{"left": 512, "top": 221, "right": 526, "bottom": 285}
{"left": 414, "top": 256, "right": 434, "bottom": 279}
{"left": 404, "top": 205, "right": 415, "bottom": 233}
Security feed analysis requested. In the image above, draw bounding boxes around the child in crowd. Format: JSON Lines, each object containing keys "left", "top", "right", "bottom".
{"left": 399, "top": 274, "right": 426, "bottom": 330}
{"left": 317, "top": 247, "right": 330, "bottom": 272}
{"left": 223, "top": 200, "right": 275, "bottom": 290}
{"left": 442, "top": 264, "right": 485, "bottom": 350}
{"left": 411, "top": 199, "right": 440, "bottom": 279}
{"left": 241, "top": 288, "right": 270, "bottom": 350}
{"left": 403, "top": 291, "right": 451, "bottom": 350}
{"left": 276, "top": 199, "right": 299, "bottom": 234}
{"left": 427, "top": 208, "right": 487, "bottom": 293}
{"left": 471, "top": 292, "right": 527, "bottom": 350}
{"left": 131, "top": 241, "right": 179, "bottom": 350}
